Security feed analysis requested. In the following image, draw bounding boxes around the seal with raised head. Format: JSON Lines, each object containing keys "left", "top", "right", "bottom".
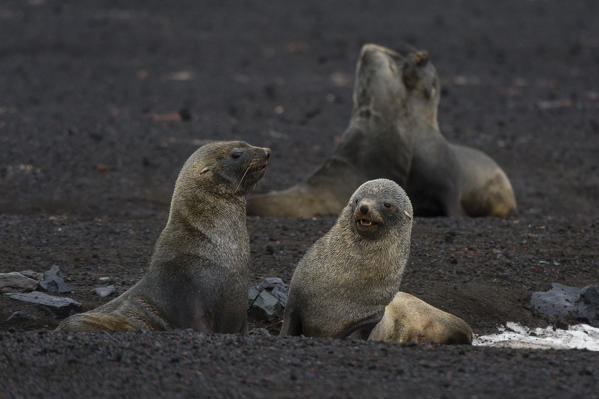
{"left": 56, "top": 141, "right": 270, "bottom": 333}
{"left": 247, "top": 44, "right": 412, "bottom": 218}
{"left": 368, "top": 292, "right": 473, "bottom": 345}
{"left": 401, "top": 49, "right": 517, "bottom": 217}
{"left": 280, "top": 178, "right": 413, "bottom": 339}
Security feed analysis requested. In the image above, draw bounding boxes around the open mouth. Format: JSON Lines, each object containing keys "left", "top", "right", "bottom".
{"left": 358, "top": 219, "right": 373, "bottom": 226}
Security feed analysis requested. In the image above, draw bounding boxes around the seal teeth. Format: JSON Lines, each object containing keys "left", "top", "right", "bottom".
{"left": 359, "top": 219, "right": 372, "bottom": 226}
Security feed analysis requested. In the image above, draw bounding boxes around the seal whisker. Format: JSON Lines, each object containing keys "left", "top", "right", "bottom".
{"left": 235, "top": 163, "right": 252, "bottom": 193}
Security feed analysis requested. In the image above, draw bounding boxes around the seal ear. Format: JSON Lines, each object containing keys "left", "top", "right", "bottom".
{"left": 402, "top": 50, "right": 429, "bottom": 91}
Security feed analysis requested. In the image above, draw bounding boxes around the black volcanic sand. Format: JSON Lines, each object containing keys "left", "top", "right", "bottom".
{"left": 1, "top": 0, "right": 598, "bottom": 397}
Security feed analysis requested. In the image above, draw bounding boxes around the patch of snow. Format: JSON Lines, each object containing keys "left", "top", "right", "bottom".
{"left": 473, "top": 322, "right": 599, "bottom": 351}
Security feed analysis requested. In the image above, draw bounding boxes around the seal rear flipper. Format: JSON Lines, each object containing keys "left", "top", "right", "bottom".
{"left": 55, "top": 312, "right": 138, "bottom": 332}
{"left": 247, "top": 183, "right": 345, "bottom": 218}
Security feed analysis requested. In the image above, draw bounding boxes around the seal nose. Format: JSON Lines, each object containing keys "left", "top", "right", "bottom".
{"left": 360, "top": 204, "right": 369, "bottom": 215}
{"left": 264, "top": 148, "right": 271, "bottom": 160}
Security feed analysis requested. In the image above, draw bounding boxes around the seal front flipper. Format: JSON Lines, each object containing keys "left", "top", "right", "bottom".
{"left": 342, "top": 310, "right": 385, "bottom": 340}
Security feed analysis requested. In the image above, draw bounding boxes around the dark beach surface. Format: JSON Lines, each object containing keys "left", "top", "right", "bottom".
{"left": 1, "top": 0, "right": 598, "bottom": 397}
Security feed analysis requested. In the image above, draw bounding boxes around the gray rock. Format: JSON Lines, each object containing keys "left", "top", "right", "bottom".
{"left": 19, "top": 270, "right": 43, "bottom": 281}
{"left": 6, "top": 291, "right": 81, "bottom": 317}
{"left": 40, "top": 265, "right": 71, "bottom": 294}
{"left": 0, "top": 272, "right": 39, "bottom": 293}
{"left": 248, "top": 290, "right": 284, "bottom": 322}
{"left": 256, "top": 277, "right": 288, "bottom": 307}
{"left": 248, "top": 286, "right": 261, "bottom": 306}
{"left": 531, "top": 283, "right": 599, "bottom": 327}
{"left": 248, "top": 277, "right": 288, "bottom": 322}
{"left": 94, "top": 285, "right": 116, "bottom": 298}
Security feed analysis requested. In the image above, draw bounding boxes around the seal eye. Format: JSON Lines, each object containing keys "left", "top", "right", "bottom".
{"left": 231, "top": 151, "right": 243, "bottom": 159}
{"left": 384, "top": 202, "right": 391, "bottom": 208}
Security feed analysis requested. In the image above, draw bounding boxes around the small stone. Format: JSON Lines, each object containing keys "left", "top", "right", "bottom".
{"left": 94, "top": 285, "right": 116, "bottom": 298}
{"left": 40, "top": 265, "right": 71, "bottom": 294}
{"left": 248, "top": 290, "right": 284, "bottom": 322}
{"left": 264, "top": 244, "right": 275, "bottom": 255}
{"left": 6, "top": 291, "right": 81, "bottom": 317}
{"left": 531, "top": 283, "right": 599, "bottom": 327}
{"left": 0, "top": 272, "right": 39, "bottom": 293}
{"left": 98, "top": 276, "right": 111, "bottom": 283}
{"left": 19, "top": 270, "right": 43, "bottom": 281}
{"left": 257, "top": 277, "right": 288, "bottom": 307}
{"left": 6, "top": 311, "right": 35, "bottom": 322}
{"left": 248, "top": 286, "right": 261, "bottom": 306}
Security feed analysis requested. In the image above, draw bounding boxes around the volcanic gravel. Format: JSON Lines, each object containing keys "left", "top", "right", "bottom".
{"left": 1, "top": 0, "right": 598, "bottom": 397}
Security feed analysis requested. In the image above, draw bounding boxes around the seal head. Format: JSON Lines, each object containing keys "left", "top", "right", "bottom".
{"left": 349, "top": 178, "right": 413, "bottom": 240}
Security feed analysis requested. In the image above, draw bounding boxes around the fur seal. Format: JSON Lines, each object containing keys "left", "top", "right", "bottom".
{"left": 56, "top": 141, "right": 270, "bottom": 332}
{"left": 401, "top": 50, "right": 517, "bottom": 217}
{"left": 368, "top": 292, "right": 473, "bottom": 345}
{"left": 280, "top": 179, "right": 413, "bottom": 339}
{"left": 247, "top": 44, "right": 412, "bottom": 218}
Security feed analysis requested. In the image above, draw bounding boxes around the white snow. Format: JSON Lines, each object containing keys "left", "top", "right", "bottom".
{"left": 473, "top": 322, "right": 599, "bottom": 351}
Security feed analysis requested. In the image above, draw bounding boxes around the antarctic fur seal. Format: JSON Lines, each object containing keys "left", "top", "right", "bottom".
{"left": 247, "top": 44, "right": 413, "bottom": 218}
{"left": 56, "top": 141, "right": 270, "bottom": 333}
{"left": 401, "top": 50, "right": 517, "bottom": 217}
{"left": 280, "top": 179, "right": 413, "bottom": 339}
{"left": 368, "top": 292, "right": 473, "bottom": 345}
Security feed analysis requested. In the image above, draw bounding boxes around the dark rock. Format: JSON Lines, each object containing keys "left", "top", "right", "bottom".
{"left": 257, "top": 277, "right": 288, "bottom": 307}
{"left": 248, "top": 286, "right": 261, "bottom": 306}
{"left": 40, "top": 265, "right": 71, "bottom": 294}
{"left": 0, "top": 272, "right": 39, "bottom": 293}
{"left": 94, "top": 285, "right": 116, "bottom": 297}
{"left": 248, "top": 277, "right": 288, "bottom": 322}
{"left": 6, "top": 291, "right": 81, "bottom": 317}
{"left": 531, "top": 283, "right": 599, "bottom": 327}
{"left": 248, "top": 290, "right": 283, "bottom": 322}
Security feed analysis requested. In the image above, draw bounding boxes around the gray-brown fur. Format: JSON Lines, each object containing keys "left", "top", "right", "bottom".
{"left": 368, "top": 292, "right": 473, "bottom": 345}
{"left": 401, "top": 50, "right": 517, "bottom": 217}
{"left": 56, "top": 141, "right": 270, "bottom": 333}
{"left": 247, "top": 44, "right": 413, "bottom": 217}
{"left": 280, "top": 179, "right": 413, "bottom": 339}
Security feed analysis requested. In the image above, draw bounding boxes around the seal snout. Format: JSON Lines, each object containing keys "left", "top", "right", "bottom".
{"left": 354, "top": 199, "right": 384, "bottom": 234}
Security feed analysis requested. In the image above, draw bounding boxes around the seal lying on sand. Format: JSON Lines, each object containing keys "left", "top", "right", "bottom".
{"left": 280, "top": 179, "right": 413, "bottom": 339}
{"left": 56, "top": 141, "right": 270, "bottom": 332}
{"left": 368, "top": 292, "right": 473, "bottom": 345}
{"left": 247, "top": 44, "right": 412, "bottom": 218}
{"left": 401, "top": 50, "right": 517, "bottom": 217}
